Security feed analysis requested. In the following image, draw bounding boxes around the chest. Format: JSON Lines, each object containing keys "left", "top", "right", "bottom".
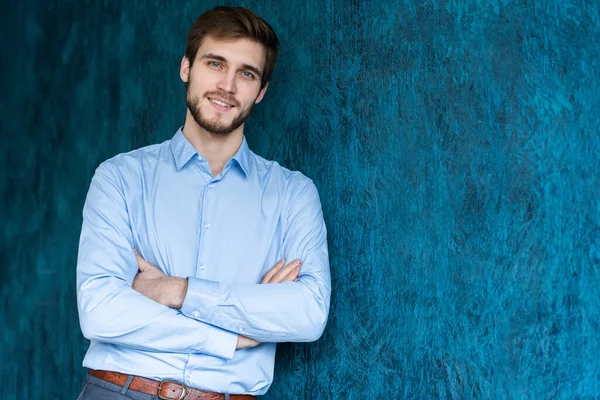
{"left": 125, "top": 168, "right": 285, "bottom": 284}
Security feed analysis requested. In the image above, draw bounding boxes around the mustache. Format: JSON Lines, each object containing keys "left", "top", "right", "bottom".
{"left": 204, "top": 91, "right": 240, "bottom": 107}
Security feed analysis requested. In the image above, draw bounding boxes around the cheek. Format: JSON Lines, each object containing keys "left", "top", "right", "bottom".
{"left": 189, "top": 71, "right": 214, "bottom": 92}
{"left": 189, "top": 83, "right": 211, "bottom": 101}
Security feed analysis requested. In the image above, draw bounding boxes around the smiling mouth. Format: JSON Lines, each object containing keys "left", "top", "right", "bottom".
{"left": 208, "top": 97, "right": 235, "bottom": 108}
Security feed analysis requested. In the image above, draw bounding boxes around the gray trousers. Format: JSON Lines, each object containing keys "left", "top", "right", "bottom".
{"left": 77, "top": 374, "right": 161, "bottom": 400}
{"left": 77, "top": 374, "right": 235, "bottom": 400}
{"left": 77, "top": 375, "right": 159, "bottom": 400}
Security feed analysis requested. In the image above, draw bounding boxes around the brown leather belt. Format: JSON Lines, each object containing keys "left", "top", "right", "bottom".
{"left": 89, "top": 369, "right": 255, "bottom": 400}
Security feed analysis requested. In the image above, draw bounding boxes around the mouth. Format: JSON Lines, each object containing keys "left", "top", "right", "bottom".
{"left": 208, "top": 97, "right": 236, "bottom": 111}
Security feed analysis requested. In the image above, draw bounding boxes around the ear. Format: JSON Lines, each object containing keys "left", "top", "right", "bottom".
{"left": 180, "top": 56, "right": 191, "bottom": 83}
{"left": 254, "top": 81, "right": 269, "bottom": 104}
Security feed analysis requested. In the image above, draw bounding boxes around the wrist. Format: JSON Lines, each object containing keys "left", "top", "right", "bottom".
{"left": 167, "top": 277, "right": 188, "bottom": 309}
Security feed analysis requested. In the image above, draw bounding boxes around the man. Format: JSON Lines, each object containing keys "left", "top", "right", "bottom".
{"left": 76, "top": 6, "right": 331, "bottom": 399}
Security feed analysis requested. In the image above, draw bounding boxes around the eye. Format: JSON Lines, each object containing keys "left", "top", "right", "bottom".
{"left": 208, "top": 61, "right": 222, "bottom": 69}
{"left": 241, "top": 71, "right": 256, "bottom": 80}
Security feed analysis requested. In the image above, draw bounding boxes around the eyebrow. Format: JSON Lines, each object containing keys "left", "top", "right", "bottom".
{"left": 200, "top": 53, "right": 263, "bottom": 78}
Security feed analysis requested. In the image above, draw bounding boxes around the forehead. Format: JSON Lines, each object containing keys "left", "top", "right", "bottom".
{"left": 196, "top": 36, "right": 266, "bottom": 70}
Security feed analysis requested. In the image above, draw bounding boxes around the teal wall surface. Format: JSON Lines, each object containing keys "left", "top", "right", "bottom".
{"left": 2, "top": 1, "right": 599, "bottom": 398}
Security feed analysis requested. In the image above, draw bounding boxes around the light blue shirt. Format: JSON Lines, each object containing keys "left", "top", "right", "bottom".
{"left": 76, "top": 128, "right": 331, "bottom": 395}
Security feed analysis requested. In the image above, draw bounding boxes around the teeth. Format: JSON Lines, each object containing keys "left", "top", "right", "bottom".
{"left": 210, "top": 99, "right": 230, "bottom": 107}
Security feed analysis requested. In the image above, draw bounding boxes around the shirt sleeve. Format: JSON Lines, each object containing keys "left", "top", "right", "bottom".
{"left": 77, "top": 162, "right": 238, "bottom": 359}
{"left": 180, "top": 179, "right": 331, "bottom": 343}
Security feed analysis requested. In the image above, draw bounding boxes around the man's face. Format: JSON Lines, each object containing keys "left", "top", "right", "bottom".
{"left": 182, "top": 36, "right": 268, "bottom": 136}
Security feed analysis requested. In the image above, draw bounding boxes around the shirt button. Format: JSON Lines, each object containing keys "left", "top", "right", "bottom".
{"left": 204, "top": 224, "right": 210, "bottom": 229}
{"left": 193, "top": 311, "right": 200, "bottom": 318}
{"left": 199, "top": 265, "right": 205, "bottom": 270}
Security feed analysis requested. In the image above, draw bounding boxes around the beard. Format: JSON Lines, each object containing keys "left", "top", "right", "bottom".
{"left": 186, "top": 81, "right": 255, "bottom": 136}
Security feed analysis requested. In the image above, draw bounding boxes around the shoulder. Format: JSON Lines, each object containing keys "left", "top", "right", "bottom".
{"left": 100, "top": 142, "right": 167, "bottom": 172}
{"left": 251, "top": 152, "right": 315, "bottom": 193}
{"left": 250, "top": 153, "right": 322, "bottom": 217}
{"left": 93, "top": 140, "right": 172, "bottom": 184}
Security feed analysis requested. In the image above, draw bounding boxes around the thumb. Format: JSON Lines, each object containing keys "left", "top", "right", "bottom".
{"left": 133, "top": 249, "right": 151, "bottom": 272}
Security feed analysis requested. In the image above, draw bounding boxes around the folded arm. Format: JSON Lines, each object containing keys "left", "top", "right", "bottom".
{"left": 180, "top": 180, "right": 332, "bottom": 343}
{"left": 77, "top": 163, "right": 238, "bottom": 359}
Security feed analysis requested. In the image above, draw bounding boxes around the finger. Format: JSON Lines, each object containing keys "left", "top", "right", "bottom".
{"left": 271, "top": 259, "right": 301, "bottom": 283}
{"left": 135, "top": 253, "right": 148, "bottom": 272}
{"left": 282, "top": 266, "right": 300, "bottom": 282}
{"left": 237, "top": 334, "right": 260, "bottom": 349}
{"left": 135, "top": 252, "right": 156, "bottom": 272}
{"left": 261, "top": 259, "right": 285, "bottom": 284}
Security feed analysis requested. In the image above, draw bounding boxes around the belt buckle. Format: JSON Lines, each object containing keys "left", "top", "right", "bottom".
{"left": 157, "top": 380, "right": 188, "bottom": 400}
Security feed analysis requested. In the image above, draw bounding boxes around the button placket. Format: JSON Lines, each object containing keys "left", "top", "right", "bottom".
{"left": 196, "top": 178, "right": 211, "bottom": 276}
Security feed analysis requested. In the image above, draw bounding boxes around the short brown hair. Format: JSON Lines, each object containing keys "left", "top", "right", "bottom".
{"left": 185, "top": 6, "right": 279, "bottom": 88}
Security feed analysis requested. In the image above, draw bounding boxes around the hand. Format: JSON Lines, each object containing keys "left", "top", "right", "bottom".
{"left": 261, "top": 258, "right": 302, "bottom": 284}
{"left": 133, "top": 250, "right": 188, "bottom": 309}
{"left": 236, "top": 335, "right": 260, "bottom": 349}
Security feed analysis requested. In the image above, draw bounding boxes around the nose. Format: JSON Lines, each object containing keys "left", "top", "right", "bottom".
{"left": 217, "top": 70, "right": 237, "bottom": 94}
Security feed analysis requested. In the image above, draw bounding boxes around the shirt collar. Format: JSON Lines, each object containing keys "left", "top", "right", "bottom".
{"left": 170, "top": 127, "right": 253, "bottom": 176}
{"left": 231, "top": 136, "right": 252, "bottom": 177}
{"left": 170, "top": 128, "right": 198, "bottom": 170}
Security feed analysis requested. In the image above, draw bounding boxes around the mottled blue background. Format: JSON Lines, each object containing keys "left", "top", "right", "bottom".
{"left": 2, "top": 0, "right": 599, "bottom": 398}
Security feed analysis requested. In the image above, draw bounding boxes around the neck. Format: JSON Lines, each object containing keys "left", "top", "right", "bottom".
{"left": 182, "top": 110, "right": 244, "bottom": 176}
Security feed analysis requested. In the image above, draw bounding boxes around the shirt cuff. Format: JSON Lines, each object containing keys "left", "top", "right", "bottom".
{"left": 199, "top": 324, "right": 237, "bottom": 360}
{"left": 182, "top": 277, "right": 236, "bottom": 359}
{"left": 181, "top": 277, "right": 224, "bottom": 324}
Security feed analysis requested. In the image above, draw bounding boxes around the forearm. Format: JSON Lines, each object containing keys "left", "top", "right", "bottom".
{"left": 78, "top": 274, "right": 237, "bottom": 359}
{"left": 180, "top": 179, "right": 332, "bottom": 343}
{"left": 77, "top": 163, "right": 237, "bottom": 359}
{"left": 181, "top": 270, "right": 330, "bottom": 343}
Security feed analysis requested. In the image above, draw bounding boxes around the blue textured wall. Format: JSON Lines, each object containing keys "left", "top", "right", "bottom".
{"left": 2, "top": 1, "right": 599, "bottom": 398}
